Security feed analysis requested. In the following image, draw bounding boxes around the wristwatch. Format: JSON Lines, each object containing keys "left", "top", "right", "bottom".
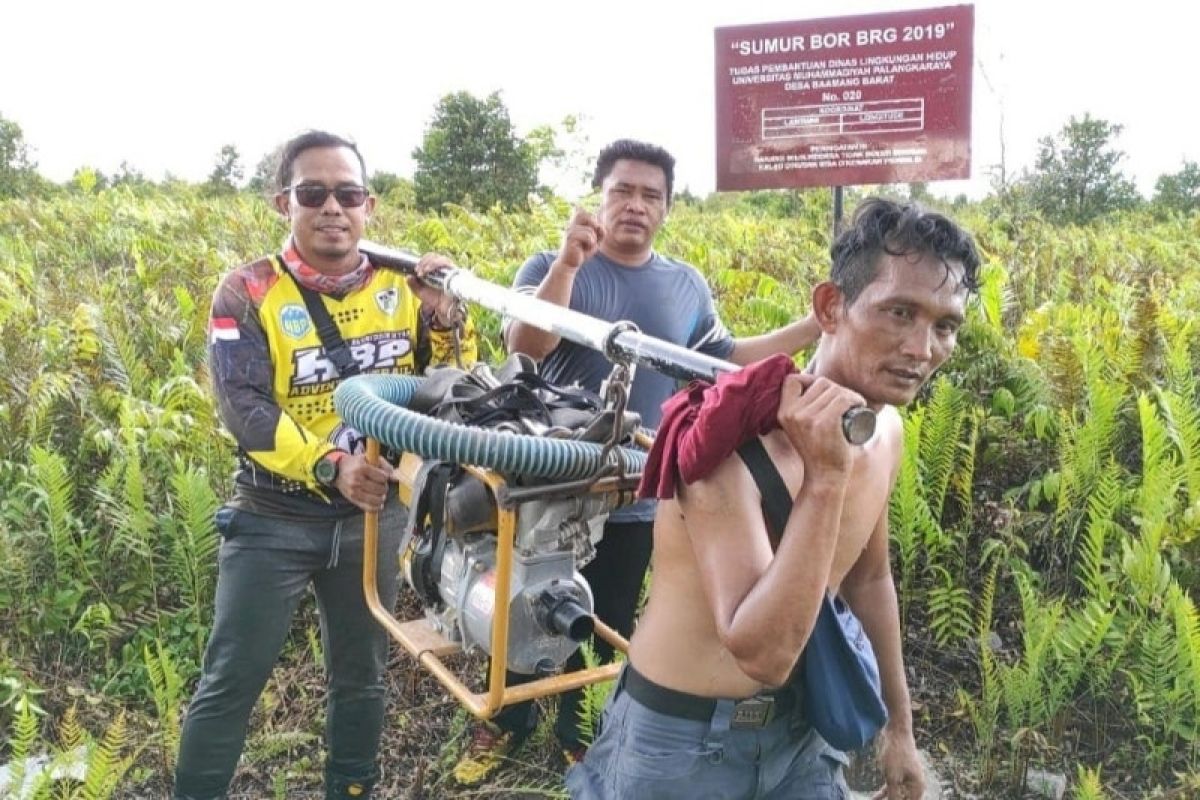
{"left": 314, "top": 451, "right": 347, "bottom": 488}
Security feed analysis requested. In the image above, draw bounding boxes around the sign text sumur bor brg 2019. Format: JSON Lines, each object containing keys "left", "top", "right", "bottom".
{"left": 715, "top": 5, "right": 975, "bottom": 191}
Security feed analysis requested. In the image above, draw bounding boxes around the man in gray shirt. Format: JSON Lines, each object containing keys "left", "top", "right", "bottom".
{"left": 453, "top": 139, "right": 820, "bottom": 785}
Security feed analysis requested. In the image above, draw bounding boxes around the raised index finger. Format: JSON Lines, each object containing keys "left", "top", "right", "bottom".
{"left": 570, "top": 205, "right": 599, "bottom": 228}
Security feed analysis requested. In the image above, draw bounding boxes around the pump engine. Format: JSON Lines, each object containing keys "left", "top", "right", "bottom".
{"left": 398, "top": 461, "right": 623, "bottom": 675}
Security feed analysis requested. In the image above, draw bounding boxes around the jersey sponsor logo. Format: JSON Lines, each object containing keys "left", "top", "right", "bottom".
{"left": 209, "top": 317, "right": 240, "bottom": 344}
{"left": 280, "top": 304, "right": 311, "bottom": 339}
{"left": 289, "top": 331, "right": 414, "bottom": 396}
{"left": 375, "top": 287, "right": 399, "bottom": 315}
{"left": 328, "top": 423, "right": 367, "bottom": 455}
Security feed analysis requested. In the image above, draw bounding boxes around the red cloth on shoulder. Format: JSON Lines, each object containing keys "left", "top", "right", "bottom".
{"left": 637, "top": 354, "right": 798, "bottom": 499}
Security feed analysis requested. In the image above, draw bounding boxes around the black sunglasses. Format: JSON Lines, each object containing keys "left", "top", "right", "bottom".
{"left": 286, "top": 183, "right": 370, "bottom": 208}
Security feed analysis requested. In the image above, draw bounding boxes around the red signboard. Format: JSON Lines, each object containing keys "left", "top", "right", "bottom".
{"left": 715, "top": 5, "right": 974, "bottom": 190}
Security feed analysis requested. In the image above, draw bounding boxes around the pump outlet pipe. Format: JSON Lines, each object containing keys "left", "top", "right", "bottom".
{"left": 359, "top": 239, "right": 876, "bottom": 445}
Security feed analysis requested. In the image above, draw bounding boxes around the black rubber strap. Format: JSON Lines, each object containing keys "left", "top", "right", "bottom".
{"left": 439, "top": 383, "right": 553, "bottom": 427}
{"left": 512, "top": 372, "right": 604, "bottom": 411}
{"left": 425, "top": 463, "right": 458, "bottom": 592}
{"left": 736, "top": 438, "right": 791, "bottom": 549}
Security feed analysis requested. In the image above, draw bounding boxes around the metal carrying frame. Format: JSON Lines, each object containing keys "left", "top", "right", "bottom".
{"left": 351, "top": 238, "right": 875, "bottom": 717}
{"left": 361, "top": 441, "right": 634, "bottom": 718}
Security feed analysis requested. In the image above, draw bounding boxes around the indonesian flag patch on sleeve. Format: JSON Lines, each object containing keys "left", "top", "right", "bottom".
{"left": 209, "top": 317, "right": 241, "bottom": 344}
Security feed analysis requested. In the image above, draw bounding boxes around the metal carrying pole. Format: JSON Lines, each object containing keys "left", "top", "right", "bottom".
{"left": 355, "top": 239, "right": 873, "bottom": 717}
{"left": 359, "top": 239, "right": 876, "bottom": 444}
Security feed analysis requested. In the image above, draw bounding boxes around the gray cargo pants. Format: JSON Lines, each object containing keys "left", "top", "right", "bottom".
{"left": 173, "top": 498, "right": 403, "bottom": 800}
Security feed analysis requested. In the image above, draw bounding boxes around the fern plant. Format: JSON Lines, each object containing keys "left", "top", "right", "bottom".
{"left": 573, "top": 640, "right": 619, "bottom": 747}
{"left": 1076, "top": 459, "right": 1123, "bottom": 605}
{"left": 1156, "top": 386, "right": 1200, "bottom": 531}
{"left": 960, "top": 560, "right": 1002, "bottom": 786}
{"left": 997, "top": 572, "right": 1063, "bottom": 733}
{"left": 27, "top": 445, "right": 99, "bottom": 593}
{"left": 889, "top": 407, "right": 940, "bottom": 623}
{"left": 164, "top": 462, "right": 220, "bottom": 660}
{"left": 1072, "top": 764, "right": 1107, "bottom": 799}
{"left": 889, "top": 377, "right": 976, "bottom": 643}
{"left": 2, "top": 700, "right": 41, "bottom": 797}
{"left": 1136, "top": 392, "right": 1185, "bottom": 548}
{"left": 918, "top": 377, "right": 969, "bottom": 520}
{"left": 1162, "top": 320, "right": 1197, "bottom": 402}
{"left": 1125, "top": 613, "right": 1181, "bottom": 773}
{"left": 115, "top": 399, "right": 157, "bottom": 559}
{"left": 77, "top": 707, "right": 134, "bottom": 800}
{"left": 927, "top": 564, "right": 974, "bottom": 647}
{"left": 1053, "top": 339, "right": 1127, "bottom": 571}
{"left": 1167, "top": 584, "right": 1200, "bottom": 753}
{"left": 144, "top": 640, "right": 184, "bottom": 776}
{"left": 0, "top": 705, "right": 136, "bottom": 800}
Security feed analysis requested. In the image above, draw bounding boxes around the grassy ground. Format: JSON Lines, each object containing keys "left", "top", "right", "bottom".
{"left": 97, "top": 590, "right": 1166, "bottom": 799}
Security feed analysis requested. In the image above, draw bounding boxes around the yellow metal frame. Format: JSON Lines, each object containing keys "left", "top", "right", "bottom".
{"left": 361, "top": 438, "right": 630, "bottom": 719}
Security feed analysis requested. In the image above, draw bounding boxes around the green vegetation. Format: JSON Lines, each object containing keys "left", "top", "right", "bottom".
{"left": 1024, "top": 114, "right": 1141, "bottom": 225}
{"left": 0, "top": 184, "right": 1195, "bottom": 796}
{"left": 412, "top": 91, "right": 542, "bottom": 212}
{"left": 0, "top": 114, "right": 40, "bottom": 199}
{"left": 1, "top": 133, "right": 1199, "bottom": 797}
{"left": 1153, "top": 160, "right": 1200, "bottom": 217}
{"left": 204, "top": 145, "right": 244, "bottom": 197}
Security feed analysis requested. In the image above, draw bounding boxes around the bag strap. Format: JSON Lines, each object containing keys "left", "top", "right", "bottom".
{"left": 279, "top": 257, "right": 361, "bottom": 378}
{"left": 736, "top": 437, "right": 790, "bottom": 550}
{"left": 434, "top": 382, "right": 554, "bottom": 428}
{"left": 511, "top": 371, "right": 604, "bottom": 411}
{"left": 468, "top": 388, "right": 552, "bottom": 428}
{"left": 737, "top": 436, "right": 814, "bottom": 703}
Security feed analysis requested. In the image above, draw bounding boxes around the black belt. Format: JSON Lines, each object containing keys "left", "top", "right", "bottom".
{"left": 623, "top": 665, "right": 800, "bottom": 730}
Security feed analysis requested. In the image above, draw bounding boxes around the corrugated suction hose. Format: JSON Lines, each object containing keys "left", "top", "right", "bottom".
{"left": 333, "top": 374, "right": 647, "bottom": 480}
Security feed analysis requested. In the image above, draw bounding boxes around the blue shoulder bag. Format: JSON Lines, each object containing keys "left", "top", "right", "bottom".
{"left": 737, "top": 438, "right": 889, "bottom": 752}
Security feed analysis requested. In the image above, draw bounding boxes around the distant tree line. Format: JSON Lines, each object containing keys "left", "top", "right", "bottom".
{"left": 2, "top": 102, "right": 1198, "bottom": 222}
{"left": 993, "top": 113, "right": 1199, "bottom": 223}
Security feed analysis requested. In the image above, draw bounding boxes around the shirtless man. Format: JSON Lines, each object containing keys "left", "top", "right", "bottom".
{"left": 567, "top": 198, "right": 981, "bottom": 799}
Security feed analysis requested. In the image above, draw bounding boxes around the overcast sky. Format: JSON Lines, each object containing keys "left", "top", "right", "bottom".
{"left": 3, "top": 0, "right": 1193, "bottom": 199}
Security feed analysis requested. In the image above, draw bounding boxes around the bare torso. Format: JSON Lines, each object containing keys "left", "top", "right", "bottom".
{"left": 628, "top": 409, "right": 901, "bottom": 698}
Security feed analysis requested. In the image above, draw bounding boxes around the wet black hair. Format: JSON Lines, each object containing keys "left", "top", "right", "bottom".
{"left": 276, "top": 130, "right": 367, "bottom": 191}
{"left": 830, "top": 197, "right": 981, "bottom": 305}
{"left": 592, "top": 139, "right": 676, "bottom": 204}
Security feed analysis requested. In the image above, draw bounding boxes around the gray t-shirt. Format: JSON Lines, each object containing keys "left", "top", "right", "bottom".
{"left": 510, "top": 250, "right": 735, "bottom": 521}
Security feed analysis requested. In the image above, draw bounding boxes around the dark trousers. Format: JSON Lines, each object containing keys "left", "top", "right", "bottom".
{"left": 173, "top": 500, "right": 402, "bottom": 800}
{"left": 494, "top": 519, "right": 654, "bottom": 747}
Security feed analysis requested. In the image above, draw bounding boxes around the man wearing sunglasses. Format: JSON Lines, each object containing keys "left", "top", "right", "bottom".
{"left": 174, "top": 130, "right": 477, "bottom": 800}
